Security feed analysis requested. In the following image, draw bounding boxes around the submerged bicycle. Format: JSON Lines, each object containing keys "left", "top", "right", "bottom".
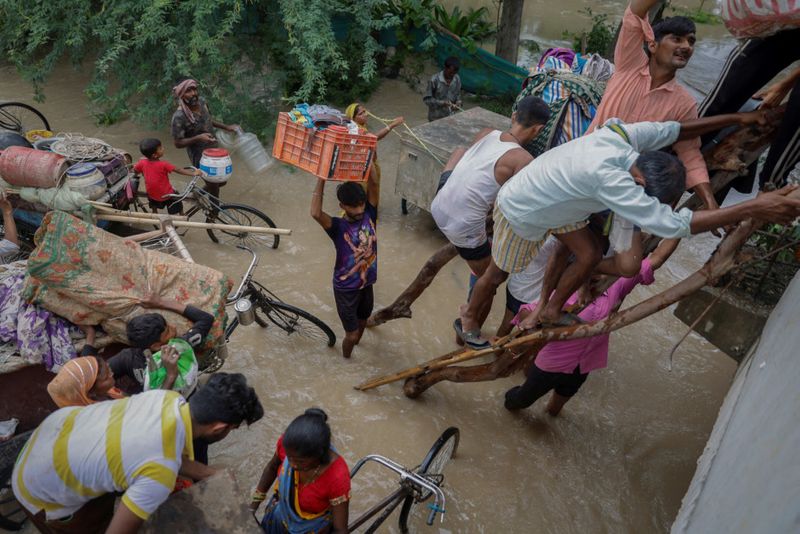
{"left": 200, "top": 246, "right": 336, "bottom": 372}
{"left": 131, "top": 172, "right": 281, "bottom": 250}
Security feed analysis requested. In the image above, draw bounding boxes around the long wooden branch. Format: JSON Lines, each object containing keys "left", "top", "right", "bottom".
{"left": 403, "top": 343, "right": 539, "bottom": 398}
{"left": 367, "top": 243, "right": 458, "bottom": 326}
{"left": 356, "top": 204, "right": 773, "bottom": 392}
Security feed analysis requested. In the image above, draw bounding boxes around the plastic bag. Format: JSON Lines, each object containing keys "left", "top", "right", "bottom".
{"left": 144, "top": 338, "right": 199, "bottom": 397}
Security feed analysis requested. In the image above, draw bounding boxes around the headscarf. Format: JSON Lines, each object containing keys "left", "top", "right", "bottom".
{"left": 173, "top": 78, "right": 199, "bottom": 124}
{"left": 345, "top": 103, "right": 368, "bottom": 133}
{"left": 345, "top": 103, "right": 360, "bottom": 121}
{"left": 47, "top": 357, "right": 123, "bottom": 408}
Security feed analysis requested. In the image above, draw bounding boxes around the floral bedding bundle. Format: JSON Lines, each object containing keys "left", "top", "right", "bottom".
{"left": 22, "top": 211, "right": 232, "bottom": 353}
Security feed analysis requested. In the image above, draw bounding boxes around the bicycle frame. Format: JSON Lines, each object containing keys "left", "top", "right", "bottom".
{"left": 348, "top": 454, "right": 446, "bottom": 530}
{"left": 223, "top": 246, "right": 259, "bottom": 340}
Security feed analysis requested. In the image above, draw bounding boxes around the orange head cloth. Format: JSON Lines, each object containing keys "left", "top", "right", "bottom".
{"left": 47, "top": 357, "right": 123, "bottom": 408}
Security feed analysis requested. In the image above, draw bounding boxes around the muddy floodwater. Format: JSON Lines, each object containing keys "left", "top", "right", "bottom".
{"left": 2, "top": 24, "right": 739, "bottom": 532}
{"left": 445, "top": 0, "right": 731, "bottom": 43}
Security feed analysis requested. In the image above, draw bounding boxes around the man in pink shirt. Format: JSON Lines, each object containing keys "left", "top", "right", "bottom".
{"left": 588, "top": 0, "right": 718, "bottom": 211}
{"left": 504, "top": 238, "right": 679, "bottom": 416}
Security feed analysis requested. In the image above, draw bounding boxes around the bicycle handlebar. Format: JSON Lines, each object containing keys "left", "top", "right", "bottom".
{"left": 349, "top": 454, "right": 446, "bottom": 525}
{"left": 227, "top": 245, "right": 259, "bottom": 303}
{"left": 161, "top": 168, "right": 206, "bottom": 202}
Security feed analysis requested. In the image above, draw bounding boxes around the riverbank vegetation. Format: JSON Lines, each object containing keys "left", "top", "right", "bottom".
{"left": 0, "top": 0, "right": 498, "bottom": 140}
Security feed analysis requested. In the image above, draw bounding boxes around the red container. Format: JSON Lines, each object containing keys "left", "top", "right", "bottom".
{"left": 0, "top": 146, "right": 69, "bottom": 188}
{"left": 272, "top": 112, "right": 377, "bottom": 181}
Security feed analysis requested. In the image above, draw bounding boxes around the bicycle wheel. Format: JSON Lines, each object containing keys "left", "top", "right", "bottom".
{"left": 252, "top": 290, "right": 336, "bottom": 347}
{"left": 206, "top": 203, "right": 280, "bottom": 250}
{"left": 0, "top": 102, "right": 50, "bottom": 135}
{"left": 397, "top": 427, "right": 460, "bottom": 532}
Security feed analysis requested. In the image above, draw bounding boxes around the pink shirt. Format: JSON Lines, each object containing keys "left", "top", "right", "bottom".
{"left": 587, "top": 7, "right": 709, "bottom": 189}
{"left": 514, "top": 259, "right": 655, "bottom": 373}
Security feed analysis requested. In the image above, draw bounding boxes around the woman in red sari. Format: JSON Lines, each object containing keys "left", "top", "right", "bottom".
{"left": 251, "top": 408, "right": 350, "bottom": 533}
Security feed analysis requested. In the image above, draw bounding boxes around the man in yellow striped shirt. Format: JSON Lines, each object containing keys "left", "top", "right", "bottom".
{"left": 12, "top": 373, "right": 263, "bottom": 534}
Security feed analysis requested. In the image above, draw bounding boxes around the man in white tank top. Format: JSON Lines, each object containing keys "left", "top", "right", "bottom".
{"left": 430, "top": 96, "right": 550, "bottom": 279}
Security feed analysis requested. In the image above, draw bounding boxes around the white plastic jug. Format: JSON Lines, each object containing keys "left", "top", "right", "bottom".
{"left": 237, "top": 132, "right": 273, "bottom": 174}
{"left": 216, "top": 130, "right": 273, "bottom": 174}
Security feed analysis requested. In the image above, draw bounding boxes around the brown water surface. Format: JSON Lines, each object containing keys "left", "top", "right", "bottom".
{"left": 2, "top": 59, "right": 736, "bottom": 533}
{"left": 444, "top": 0, "right": 731, "bottom": 43}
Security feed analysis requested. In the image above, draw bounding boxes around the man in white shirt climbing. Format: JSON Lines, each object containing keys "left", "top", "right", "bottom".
{"left": 456, "top": 110, "right": 800, "bottom": 348}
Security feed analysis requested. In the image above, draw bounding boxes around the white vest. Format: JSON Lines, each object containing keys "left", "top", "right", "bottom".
{"left": 431, "top": 130, "right": 520, "bottom": 248}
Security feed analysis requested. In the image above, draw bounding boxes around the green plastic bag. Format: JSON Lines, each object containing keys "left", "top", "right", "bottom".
{"left": 144, "top": 338, "right": 199, "bottom": 397}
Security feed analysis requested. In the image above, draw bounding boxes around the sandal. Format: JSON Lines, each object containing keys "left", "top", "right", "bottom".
{"left": 453, "top": 318, "right": 490, "bottom": 349}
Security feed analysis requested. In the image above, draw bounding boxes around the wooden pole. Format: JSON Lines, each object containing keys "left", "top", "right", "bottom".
{"left": 93, "top": 205, "right": 189, "bottom": 221}
{"left": 94, "top": 214, "right": 291, "bottom": 235}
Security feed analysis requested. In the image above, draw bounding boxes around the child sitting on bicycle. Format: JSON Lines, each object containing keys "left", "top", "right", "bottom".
{"left": 135, "top": 137, "right": 202, "bottom": 215}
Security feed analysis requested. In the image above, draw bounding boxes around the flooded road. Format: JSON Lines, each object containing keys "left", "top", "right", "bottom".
{"left": 445, "top": 0, "right": 731, "bottom": 43}
{"left": 1, "top": 28, "right": 738, "bottom": 533}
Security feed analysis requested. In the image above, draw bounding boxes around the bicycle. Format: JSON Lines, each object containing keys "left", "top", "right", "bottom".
{"left": 131, "top": 172, "right": 281, "bottom": 250}
{"left": 346, "top": 427, "right": 459, "bottom": 533}
{"left": 200, "top": 246, "right": 336, "bottom": 372}
{"left": 0, "top": 102, "right": 50, "bottom": 136}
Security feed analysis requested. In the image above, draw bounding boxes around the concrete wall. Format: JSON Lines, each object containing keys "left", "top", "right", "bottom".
{"left": 672, "top": 273, "right": 800, "bottom": 534}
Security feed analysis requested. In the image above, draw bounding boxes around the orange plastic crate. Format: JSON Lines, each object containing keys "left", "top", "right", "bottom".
{"left": 272, "top": 112, "right": 377, "bottom": 181}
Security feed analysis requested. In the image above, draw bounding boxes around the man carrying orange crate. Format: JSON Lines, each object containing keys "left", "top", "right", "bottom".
{"left": 310, "top": 169, "right": 379, "bottom": 359}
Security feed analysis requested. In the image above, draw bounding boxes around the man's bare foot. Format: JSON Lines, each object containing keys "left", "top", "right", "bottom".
{"left": 459, "top": 311, "right": 480, "bottom": 334}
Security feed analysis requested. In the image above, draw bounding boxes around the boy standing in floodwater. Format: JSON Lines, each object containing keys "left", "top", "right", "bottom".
{"left": 311, "top": 170, "right": 379, "bottom": 359}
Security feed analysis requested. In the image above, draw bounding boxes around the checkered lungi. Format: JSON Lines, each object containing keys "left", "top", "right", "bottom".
{"left": 491, "top": 204, "right": 588, "bottom": 273}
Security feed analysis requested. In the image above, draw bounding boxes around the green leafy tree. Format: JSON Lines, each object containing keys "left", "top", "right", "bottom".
{"left": 0, "top": 0, "right": 397, "bottom": 134}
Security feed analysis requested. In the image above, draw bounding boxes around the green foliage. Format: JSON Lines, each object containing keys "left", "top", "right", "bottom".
{"left": 277, "top": 0, "right": 397, "bottom": 102}
{"left": 385, "top": 0, "right": 439, "bottom": 53}
{"left": 433, "top": 5, "right": 496, "bottom": 42}
{"left": 750, "top": 223, "right": 800, "bottom": 264}
{"left": 563, "top": 8, "right": 616, "bottom": 57}
{"left": 0, "top": 0, "right": 398, "bottom": 136}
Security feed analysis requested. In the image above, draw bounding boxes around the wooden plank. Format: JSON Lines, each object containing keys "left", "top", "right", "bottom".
{"left": 95, "top": 214, "right": 291, "bottom": 235}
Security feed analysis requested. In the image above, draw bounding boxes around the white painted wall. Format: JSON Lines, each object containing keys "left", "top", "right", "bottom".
{"left": 672, "top": 272, "right": 800, "bottom": 534}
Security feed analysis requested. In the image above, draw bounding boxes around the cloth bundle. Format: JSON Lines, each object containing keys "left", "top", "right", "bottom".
{"left": 22, "top": 212, "right": 232, "bottom": 354}
{"left": 515, "top": 57, "right": 605, "bottom": 157}
{"left": 721, "top": 0, "right": 800, "bottom": 39}
{"left": 0, "top": 260, "right": 78, "bottom": 371}
{"left": 288, "top": 103, "right": 348, "bottom": 129}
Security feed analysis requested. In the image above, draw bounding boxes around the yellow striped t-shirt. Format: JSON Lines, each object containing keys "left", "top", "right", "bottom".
{"left": 12, "top": 390, "right": 193, "bottom": 521}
